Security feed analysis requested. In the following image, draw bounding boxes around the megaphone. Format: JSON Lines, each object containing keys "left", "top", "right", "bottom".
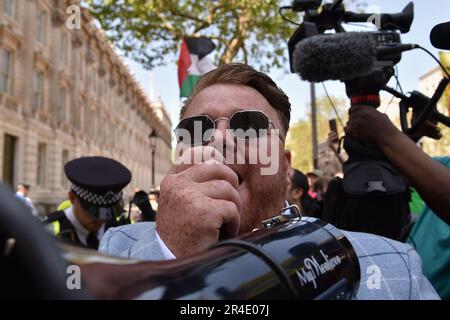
{"left": 72, "top": 215, "right": 361, "bottom": 300}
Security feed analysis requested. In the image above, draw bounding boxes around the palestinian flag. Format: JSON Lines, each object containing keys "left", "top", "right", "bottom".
{"left": 178, "top": 37, "right": 216, "bottom": 97}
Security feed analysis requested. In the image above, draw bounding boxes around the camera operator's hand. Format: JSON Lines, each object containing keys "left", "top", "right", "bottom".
{"left": 156, "top": 146, "right": 242, "bottom": 258}
{"left": 344, "top": 105, "right": 400, "bottom": 147}
{"left": 345, "top": 104, "right": 443, "bottom": 144}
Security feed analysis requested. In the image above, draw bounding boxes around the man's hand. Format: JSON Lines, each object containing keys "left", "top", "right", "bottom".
{"left": 328, "top": 131, "right": 340, "bottom": 152}
{"left": 156, "top": 146, "right": 242, "bottom": 258}
{"left": 345, "top": 105, "right": 443, "bottom": 146}
{"left": 344, "top": 105, "right": 399, "bottom": 146}
{"left": 327, "top": 131, "right": 348, "bottom": 165}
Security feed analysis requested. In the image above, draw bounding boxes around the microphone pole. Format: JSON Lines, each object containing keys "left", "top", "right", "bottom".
{"left": 311, "top": 83, "right": 319, "bottom": 170}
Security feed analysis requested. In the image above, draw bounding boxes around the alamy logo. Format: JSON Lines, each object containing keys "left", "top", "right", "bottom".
{"left": 66, "top": 265, "right": 81, "bottom": 290}
{"left": 366, "top": 5, "right": 382, "bottom": 30}
{"left": 66, "top": 5, "right": 81, "bottom": 30}
{"left": 366, "top": 265, "right": 382, "bottom": 290}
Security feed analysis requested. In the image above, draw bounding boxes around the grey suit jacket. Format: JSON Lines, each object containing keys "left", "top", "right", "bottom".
{"left": 99, "top": 222, "right": 439, "bottom": 300}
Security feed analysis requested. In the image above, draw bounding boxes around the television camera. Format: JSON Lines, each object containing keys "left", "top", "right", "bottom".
{"left": 284, "top": 0, "right": 450, "bottom": 240}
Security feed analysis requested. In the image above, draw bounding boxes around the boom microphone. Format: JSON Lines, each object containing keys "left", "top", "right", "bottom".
{"left": 430, "top": 21, "right": 450, "bottom": 50}
{"left": 294, "top": 32, "right": 417, "bottom": 82}
{"left": 294, "top": 33, "right": 377, "bottom": 82}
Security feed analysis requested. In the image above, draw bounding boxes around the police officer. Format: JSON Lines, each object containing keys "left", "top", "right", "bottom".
{"left": 44, "top": 156, "right": 132, "bottom": 250}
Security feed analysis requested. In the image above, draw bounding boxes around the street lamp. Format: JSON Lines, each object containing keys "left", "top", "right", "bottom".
{"left": 149, "top": 129, "right": 158, "bottom": 188}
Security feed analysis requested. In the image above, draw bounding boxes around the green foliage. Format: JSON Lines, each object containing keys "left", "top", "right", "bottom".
{"left": 286, "top": 119, "right": 314, "bottom": 172}
{"left": 86, "top": 0, "right": 297, "bottom": 71}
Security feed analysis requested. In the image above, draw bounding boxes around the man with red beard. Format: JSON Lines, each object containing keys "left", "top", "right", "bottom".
{"left": 100, "top": 63, "right": 438, "bottom": 299}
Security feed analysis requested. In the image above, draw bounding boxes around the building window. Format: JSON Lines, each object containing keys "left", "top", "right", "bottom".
{"left": 60, "top": 33, "right": 67, "bottom": 65}
{"left": 91, "top": 113, "right": 96, "bottom": 139}
{"left": 107, "top": 88, "right": 112, "bottom": 112}
{"left": 4, "top": 0, "right": 14, "bottom": 18}
{"left": 36, "top": 10, "right": 47, "bottom": 44}
{"left": 71, "top": 100, "right": 79, "bottom": 130}
{"left": 83, "top": 105, "right": 91, "bottom": 136}
{"left": 2, "top": 134, "right": 17, "bottom": 188}
{"left": 108, "top": 118, "right": 112, "bottom": 148}
{"left": 61, "top": 150, "right": 69, "bottom": 188}
{"left": 0, "top": 49, "right": 12, "bottom": 93}
{"left": 32, "top": 71, "right": 44, "bottom": 110}
{"left": 98, "top": 80, "right": 103, "bottom": 102}
{"left": 85, "top": 72, "right": 91, "bottom": 94}
{"left": 79, "top": 52, "right": 84, "bottom": 82}
{"left": 92, "top": 71, "right": 97, "bottom": 95}
{"left": 58, "top": 89, "right": 66, "bottom": 124}
{"left": 37, "top": 143, "right": 47, "bottom": 187}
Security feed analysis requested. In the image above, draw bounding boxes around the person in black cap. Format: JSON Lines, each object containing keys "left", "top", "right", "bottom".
{"left": 287, "top": 169, "right": 321, "bottom": 217}
{"left": 44, "top": 156, "right": 132, "bottom": 250}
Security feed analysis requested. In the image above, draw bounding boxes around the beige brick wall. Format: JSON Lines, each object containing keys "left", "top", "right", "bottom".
{"left": 0, "top": 0, "right": 173, "bottom": 214}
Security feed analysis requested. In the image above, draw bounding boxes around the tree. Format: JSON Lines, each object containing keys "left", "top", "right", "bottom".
{"left": 86, "top": 0, "right": 297, "bottom": 71}
{"left": 286, "top": 119, "right": 314, "bottom": 172}
{"left": 286, "top": 95, "right": 348, "bottom": 172}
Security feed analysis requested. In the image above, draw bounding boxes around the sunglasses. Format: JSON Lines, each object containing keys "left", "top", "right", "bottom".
{"left": 174, "top": 110, "right": 281, "bottom": 146}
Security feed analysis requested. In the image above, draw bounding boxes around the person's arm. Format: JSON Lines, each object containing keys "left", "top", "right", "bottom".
{"left": 345, "top": 105, "right": 450, "bottom": 225}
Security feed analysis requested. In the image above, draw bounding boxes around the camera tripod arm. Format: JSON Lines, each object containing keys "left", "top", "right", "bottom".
{"left": 405, "top": 78, "right": 449, "bottom": 135}
{"left": 432, "top": 110, "right": 450, "bottom": 128}
{"left": 383, "top": 79, "right": 450, "bottom": 135}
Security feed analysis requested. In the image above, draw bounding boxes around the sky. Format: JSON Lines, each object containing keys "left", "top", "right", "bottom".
{"left": 125, "top": 0, "right": 450, "bottom": 131}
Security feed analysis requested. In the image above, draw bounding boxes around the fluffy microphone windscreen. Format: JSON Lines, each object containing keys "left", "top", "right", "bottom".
{"left": 294, "top": 32, "right": 377, "bottom": 82}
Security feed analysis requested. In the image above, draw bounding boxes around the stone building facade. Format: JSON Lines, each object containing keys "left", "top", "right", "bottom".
{"left": 0, "top": 0, "right": 173, "bottom": 213}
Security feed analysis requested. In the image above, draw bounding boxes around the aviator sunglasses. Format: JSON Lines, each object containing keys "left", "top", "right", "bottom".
{"left": 174, "top": 110, "right": 281, "bottom": 146}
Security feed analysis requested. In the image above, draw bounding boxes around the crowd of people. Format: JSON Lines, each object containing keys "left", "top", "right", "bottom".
{"left": 12, "top": 63, "right": 449, "bottom": 300}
